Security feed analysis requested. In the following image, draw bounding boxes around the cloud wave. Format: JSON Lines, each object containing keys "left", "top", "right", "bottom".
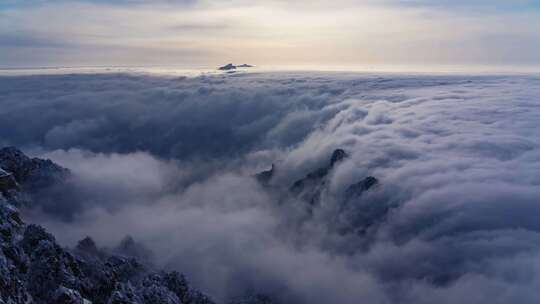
{"left": 2, "top": 71, "right": 540, "bottom": 303}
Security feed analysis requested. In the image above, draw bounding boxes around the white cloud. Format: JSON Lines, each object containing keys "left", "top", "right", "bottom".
{"left": 5, "top": 71, "right": 540, "bottom": 303}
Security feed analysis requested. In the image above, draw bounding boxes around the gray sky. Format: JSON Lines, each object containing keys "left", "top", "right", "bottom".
{"left": 1, "top": 0, "right": 540, "bottom": 69}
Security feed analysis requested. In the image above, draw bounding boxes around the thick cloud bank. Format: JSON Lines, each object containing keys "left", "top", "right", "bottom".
{"left": 2, "top": 71, "right": 540, "bottom": 303}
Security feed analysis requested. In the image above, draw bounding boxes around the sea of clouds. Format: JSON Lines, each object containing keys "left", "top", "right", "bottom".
{"left": 1, "top": 71, "right": 540, "bottom": 303}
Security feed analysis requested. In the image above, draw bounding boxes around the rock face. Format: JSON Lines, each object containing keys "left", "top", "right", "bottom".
{"left": 255, "top": 148, "right": 379, "bottom": 207}
{"left": 0, "top": 186, "right": 217, "bottom": 304}
{"left": 255, "top": 164, "right": 275, "bottom": 185}
{"left": 0, "top": 168, "right": 18, "bottom": 192}
{"left": 0, "top": 147, "right": 275, "bottom": 304}
{"left": 114, "top": 236, "right": 153, "bottom": 262}
{"left": 289, "top": 149, "right": 350, "bottom": 205}
{"left": 255, "top": 149, "right": 387, "bottom": 235}
{"left": 0, "top": 147, "right": 69, "bottom": 191}
{"left": 0, "top": 148, "right": 211, "bottom": 304}
{"left": 0, "top": 149, "right": 214, "bottom": 304}
{"left": 345, "top": 176, "right": 378, "bottom": 199}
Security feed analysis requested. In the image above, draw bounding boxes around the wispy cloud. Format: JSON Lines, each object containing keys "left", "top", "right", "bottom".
{"left": 1, "top": 0, "right": 540, "bottom": 68}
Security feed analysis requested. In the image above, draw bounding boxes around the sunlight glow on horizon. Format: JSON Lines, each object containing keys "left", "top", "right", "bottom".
{"left": 1, "top": 0, "right": 540, "bottom": 69}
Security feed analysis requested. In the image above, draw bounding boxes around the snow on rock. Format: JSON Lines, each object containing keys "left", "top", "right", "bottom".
{"left": 0, "top": 148, "right": 275, "bottom": 304}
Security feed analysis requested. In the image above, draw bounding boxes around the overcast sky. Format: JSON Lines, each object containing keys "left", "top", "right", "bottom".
{"left": 1, "top": 0, "right": 540, "bottom": 69}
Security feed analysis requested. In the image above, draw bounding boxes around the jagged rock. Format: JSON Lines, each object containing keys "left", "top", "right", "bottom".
{"left": 107, "top": 282, "right": 142, "bottom": 304}
{"left": 290, "top": 149, "right": 349, "bottom": 205}
{"left": 0, "top": 190, "right": 216, "bottom": 304}
{"left": 76, "top": 237, "right": 100, "bottom": 256}
{"left": 26, "top": 235, "right": 85, "bottom": 303}
{"left": 0, "top": 168, "right": 18, "bottom": 193}
{"left": 290, "top": 167, "right": 327, "bottom": 194}
{"left": 115, "top": 236, "right": 153, "bottom": 262}
{"left": 0, "top": 146, "right": 69, "bottom": 191}
{"left": 0, "top": 196, "right": 31, "bottom": 304}
{"left": 0, "top": 197, "right": 216, "bottom": 304}
{"left": 140, "top": 275, "right": 181, "bottom": 304}
{"left": 345, "top": 176, "right": 378, "bottom": 199}
{"left": 105, "top": 256, "right": 146, "bottom": 283}
{"left": 21, "top": 224, "right": 56, "bottom": 253}
{"left": 74, "top": 237, "right": 109, "bottom": 263}
{"left": 336, "top": 177, "right": 391, "bottom": 236}
{"left": 285, "top": 148, "right": 385, "bottom": 236}
{"left": 329, "top": 149, "right": 348, "bottom": 168}
{"left": 255, "top": 164, "right": 275, "bottom": 185}
{"left": 163, "top": 271, "right": 215, "bottom": 304}
{"left": 53, "top": 286, "right": 91, "bottom": 304}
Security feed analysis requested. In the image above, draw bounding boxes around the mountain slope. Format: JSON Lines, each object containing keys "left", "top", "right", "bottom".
{"left": 1, "top": 148, "right": 273, "bottom": 304}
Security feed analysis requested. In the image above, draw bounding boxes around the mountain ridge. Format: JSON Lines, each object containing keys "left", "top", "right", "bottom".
{"left": 0, "top": 147, "right": 273, "bottom": 304}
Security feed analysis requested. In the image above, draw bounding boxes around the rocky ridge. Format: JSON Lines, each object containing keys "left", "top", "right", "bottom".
{"left": 257, "top": 149, "right": 379, "bottom": 206}
{"left": 0, "top": 147, "right": 272, "bottom": 304}
{"left": 256, "top": 149, "right": 386, "bottom": 236}
{"left": 1, "top": 147, "right": 382, "bottom": 304}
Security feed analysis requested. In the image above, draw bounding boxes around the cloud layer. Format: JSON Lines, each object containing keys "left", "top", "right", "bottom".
{"left": 3, "top": 71, "right": 540, "bottom": 303}
{"left": 2, "top": 0, "right": 540, "bottom": 68}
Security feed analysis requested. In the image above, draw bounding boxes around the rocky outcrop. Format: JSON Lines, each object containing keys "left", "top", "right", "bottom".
{"left": 254, "top": 149, "right": 386, "bottom": 236}
{"left": 329, "top": 149, "right": 347, "bottom": 168}
{"left": 0, "top": 147, "right": 69, "bottom": 191}
{"left": 53, "top": 286, "right": 89, "bottom": 304}
{"left": 0, "top": 168, "right": 18, "bottom": 192}
{"left": 345, "top": 176, "right": 378, "bottom": 199}
{"left": 0, "top": 148, "right": 215, "bottom": 304}
{"left": 1, "top": 148, "right": 276, "bottom": 304}
{"left": 289, "top": 149, "right": 349, "bottom": 205}
{"left": 1, "top": 191, "right": 219, "bottom": 304}
{"left": 255, "top": 164, "right": 275, "bottom": 185}
{"left": 218, "top": 64, "right": 254, "bottom": 71}
{"left": 114, "top": 236, "right": 153, "bottom": 262}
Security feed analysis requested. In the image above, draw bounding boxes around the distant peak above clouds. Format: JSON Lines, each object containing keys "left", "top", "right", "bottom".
{"left": 218, "top": 63, "right": 255, "bottom": 71}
